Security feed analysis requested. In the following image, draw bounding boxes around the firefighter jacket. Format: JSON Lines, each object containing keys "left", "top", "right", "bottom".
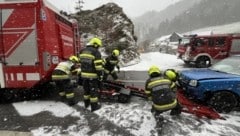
{"left": 104, "top": 55, "right": 120, "bottom": 73}
{"left": 145, "top": 76, "right": 177, "bottom": 111}
{"left": 51, "top": 61, "right": 75, "bottom": 80}
{"left": 79, "top": 46, "right": 104, "bottom": 79}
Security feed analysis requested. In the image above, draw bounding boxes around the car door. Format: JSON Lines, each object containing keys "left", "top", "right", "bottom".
{"left": 209, "top": 37, "right": 228, "bottom": 60}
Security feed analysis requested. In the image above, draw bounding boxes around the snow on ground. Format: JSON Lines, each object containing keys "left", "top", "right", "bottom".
{"left": 13, "top": 99, "right": 240, "bottom": 136}
{"left": 13, "top": 101, "right": 80, "bottom": 117}
{"left": 12, "top": 52, "right": 240, "bottom": 136}
{"left": 94, "top": 101, "right": 156, "bottom": 136}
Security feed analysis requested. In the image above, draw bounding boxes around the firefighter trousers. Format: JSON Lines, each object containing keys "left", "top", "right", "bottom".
{"left": 103, "top": 70, "right": 118, "bottom": 80}
{"left": 82, "top": 78, "right": 101, "bottom": 111}
{"left": 54, "top": 79, "right": 75, "bottom": 105}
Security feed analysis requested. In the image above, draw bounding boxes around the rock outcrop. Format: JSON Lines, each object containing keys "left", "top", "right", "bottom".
{"left": 73, "top": 3, "right": 139, "bottom": 66}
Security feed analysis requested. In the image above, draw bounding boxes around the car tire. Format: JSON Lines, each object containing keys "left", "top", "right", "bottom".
{"left": 184, "top": 61, "right": 190, "bottom": 65}
{"left": 208, "top": 91, "right": 238, "bottom": 113}
{"left": 196, "top": 56, "right": 211, "bottom": 68}
{"left": 2, "top": 89, "right": 15, "bottom": 102}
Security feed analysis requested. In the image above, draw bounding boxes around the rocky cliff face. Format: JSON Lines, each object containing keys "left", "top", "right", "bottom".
{"left": 73, "top": 3, "right": 139, "bottom": 65}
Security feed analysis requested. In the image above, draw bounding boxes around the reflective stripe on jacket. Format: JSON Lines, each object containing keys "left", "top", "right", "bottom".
{"left": 52, "top": 61, "right": 73, "bottom": 80}
{"left": 104, "top": 55, "right": 119, "bottom": 72}
{"left": 79, "top": 46, "right": 104, "bottom": 79}
{"left": 145, "top": 76, "right": 177, "bottom": 111}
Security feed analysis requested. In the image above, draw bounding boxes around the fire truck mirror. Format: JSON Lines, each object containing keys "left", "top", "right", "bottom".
{"left": 178, "top": 38, "right": 182, "bottom": 44}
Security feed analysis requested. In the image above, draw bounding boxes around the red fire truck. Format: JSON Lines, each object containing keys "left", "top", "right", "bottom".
{"left": 0, "top": 0, "right": 81, "bottom": 93}
{"left": 177, "top": 34, "right": 240, "bottom": 68}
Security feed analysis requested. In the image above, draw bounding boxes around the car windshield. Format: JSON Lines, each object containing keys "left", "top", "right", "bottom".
{"left": 180, "top": 37, "right": 191, "bottom": 46}
{"left": 210, "top": 56, "right": 240, "bottom": 75}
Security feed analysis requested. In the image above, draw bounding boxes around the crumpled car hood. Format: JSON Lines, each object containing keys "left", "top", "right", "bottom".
{"left": 180, "top": 69, "right": 239, "bottom": 80}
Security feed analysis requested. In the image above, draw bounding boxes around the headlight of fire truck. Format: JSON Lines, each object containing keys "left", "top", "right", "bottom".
{"left": 189, "top": 80, "right": 198, "bottom": 86}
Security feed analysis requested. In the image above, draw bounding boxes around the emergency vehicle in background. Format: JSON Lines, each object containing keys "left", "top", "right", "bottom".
{"left": 177, "top": 34, "right": 240, "bottom": 68}
{"left": 0, "top": 0, "right": 81, "bottom": 100}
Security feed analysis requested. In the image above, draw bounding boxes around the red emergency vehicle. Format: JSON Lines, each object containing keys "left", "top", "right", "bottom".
{"left": 177, "top": 34, "right": 240, "bottom": 68}
{"left": 0, "top": 0, "right": 81, "bottom": 90}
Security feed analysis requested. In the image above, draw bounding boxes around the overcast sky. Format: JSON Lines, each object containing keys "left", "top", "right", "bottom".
{"left": 49, "top": 0, "right": 182, "bottom": 17}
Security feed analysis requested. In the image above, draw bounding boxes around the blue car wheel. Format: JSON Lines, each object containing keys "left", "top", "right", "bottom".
{"left": 208, "top": 91, "right": 238, "bottom": 113}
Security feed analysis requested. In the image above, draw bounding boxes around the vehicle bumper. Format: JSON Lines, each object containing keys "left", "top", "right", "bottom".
{"left": 178, "top": 80, "right": 204, "bottom": 100}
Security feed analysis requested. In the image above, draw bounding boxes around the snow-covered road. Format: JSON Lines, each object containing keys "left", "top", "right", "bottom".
{"left": 10, "top": 98, "right": 240, "bottom": 136}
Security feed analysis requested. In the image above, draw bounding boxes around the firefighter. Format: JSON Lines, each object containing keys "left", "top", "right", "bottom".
{"left": 103, "top": 49, "right": 120, "bottom": 81}
{"left": 144, "top": 65, "right": 181, "bottom": 120}
{"left": 163, "top": 69, "right": 182, "bottom": 115}
{"left": 163, "top": 69, "right": 179, "bottom": 82}
{"left": 51, "top": 55, "right": 80, "bottom": 106}
{"left": 79, "top": 37, "right": 104, "bottom": 112}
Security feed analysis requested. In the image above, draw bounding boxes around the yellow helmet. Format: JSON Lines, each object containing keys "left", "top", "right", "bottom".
{"left": 89, "top": 37, "right": 102, "bottom": 47}
{"left": 148, "top": 65, "right": 160, "bottom": 76}
{"left": 164, "top": 69, "right": 177, "bottom": 81}
{"left": 69, "top": 55, "right": 80, "bottom": 63}
{"left": 112, "top": 49, "right": 120, "bottom": 57}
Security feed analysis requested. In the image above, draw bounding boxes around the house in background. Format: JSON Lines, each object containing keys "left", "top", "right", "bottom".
{"left": 169, "top": 32, "right": 182, "bottom": 42}
{"left": 153, "top": 32, "right": 182, "bottom": 54}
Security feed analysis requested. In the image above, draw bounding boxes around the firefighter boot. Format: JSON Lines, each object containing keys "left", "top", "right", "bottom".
{"left": 58, "top": 92, "right": 66, "bottom": 102}
{"left": 68, "top": 98, "right": 77, "bottom": 106}
{"left": 91, "top": 103, "right": 101, "bottom": 112}
{"left": 84, "top": 100, "right": 90, "bottom": 108}
{"left": 170, "top": 104, "right": 182, "bottom": 116}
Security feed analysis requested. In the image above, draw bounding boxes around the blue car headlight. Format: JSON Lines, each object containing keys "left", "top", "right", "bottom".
{"left": 189, "top": 80, "right": 198, "bottom": 87}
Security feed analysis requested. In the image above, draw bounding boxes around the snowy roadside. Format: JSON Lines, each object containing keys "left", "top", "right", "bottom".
{"left": 12, "top": 99, "right": 240, "bottom": 136}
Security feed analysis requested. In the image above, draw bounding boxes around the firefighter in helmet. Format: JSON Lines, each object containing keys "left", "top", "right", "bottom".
{"left": 51, "top": 55, "right": 80, "bottom": 106}
{"left": 163, "top": 69, "right": 179, "bottom": 82}
{"left": 163, "top": 69, "right": 182, "bottom": 114}
{"left": 103, "top": 49, "right": 120, "bottom": 81}
{"left": 144, "top": 65, "right": 181, "bottom": 118}
{"left": 79, "top": 37, "right": 104, "bottom": 112}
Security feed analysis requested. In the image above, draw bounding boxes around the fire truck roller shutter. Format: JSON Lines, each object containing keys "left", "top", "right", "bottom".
{"left": 2, "top": 8, "right": 38, "bottom": 66}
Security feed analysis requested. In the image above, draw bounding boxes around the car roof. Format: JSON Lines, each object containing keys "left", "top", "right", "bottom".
{"left": 232, "top": 54, "right": 240, "bottom": 57}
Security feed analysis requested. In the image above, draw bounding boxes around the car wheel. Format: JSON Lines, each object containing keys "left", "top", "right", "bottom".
{"left": 2, "top": 90, "right": 15, "bottom": 102}
{"left": 196, "top": 56, "right": 211, "bottom": 68}
{"left": 184, "top": 61, "right": 190, "bottom": 65}
{"left": 208, "top": 91, "right": 238, "bottom": 113}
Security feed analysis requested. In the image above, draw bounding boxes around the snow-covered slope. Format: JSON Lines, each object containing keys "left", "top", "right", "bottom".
{"left": 185, "top": 21, "right": 240, "bottom": 35}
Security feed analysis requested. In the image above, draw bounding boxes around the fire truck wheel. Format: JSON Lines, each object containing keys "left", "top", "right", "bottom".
{"left": 118, "top": 94, "right": 130, "bottom": 103}
{"left": 196, "top": 56, "right": 211, "bottom": 68}
{"left": 2, "top": 90, "right": 15, "bottom": 102}
{"left": 208, "top": 91, "right": 238, "bottom": 113}
{"left": 184, "top": 61, "right": 190, "bottom": 65}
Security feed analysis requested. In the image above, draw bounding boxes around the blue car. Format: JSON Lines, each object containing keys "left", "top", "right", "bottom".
{"left": 178, "top": 55, "right": 240, "bottom": 113}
